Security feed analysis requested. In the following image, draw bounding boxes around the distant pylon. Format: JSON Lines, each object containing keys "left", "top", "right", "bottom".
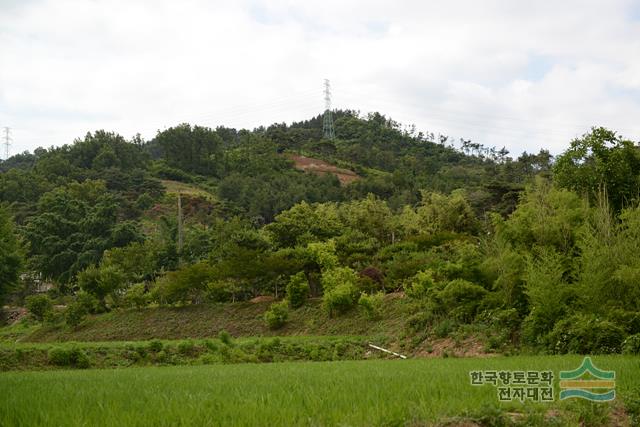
{"left": 322, "top": 79, "right": 335, "bottom": 140}
{"left": 2, "top": 127, "right": 11, "bottom": 160}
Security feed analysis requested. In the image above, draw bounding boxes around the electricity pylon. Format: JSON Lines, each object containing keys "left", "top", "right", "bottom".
{"left": 322, "top": 79, "right": 335, "bottom": 140}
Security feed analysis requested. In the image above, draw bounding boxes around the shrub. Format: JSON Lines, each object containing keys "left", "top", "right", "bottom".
{"left": 205, "top": 280, "right": 233, "bottom": 303}
{"left": 148, "top": 340, "right": 163, "bottom": 352}
{"left": 177, "top": 340, "right": 196, "bottom": 356}
{"left": 406, "top": 310, "right": 436, "bottom": 334}
{"left": 548, "top": 314, "right": 626, "bottom": 354}
{"left": 48, "top": 347, "right": 71, "bottom": 366}
{"left": 321, "top": 267, "right": 358, "bottom": 293}
{"left": 65, "top": 301, "right": 89, "bottom": 327}
{"left": 321, "top": 267, "right": 359, "bottom": 317}
{"left": 286, "top": 272, "right": 309, "bottom": 308}
{"left": 75, "top": 291, "right": 100, "bottom": 314}
{"left": 623, "top": 334, "right": 640, "bottom": 355}
{"left": 135, "top": 192, "right": 155, "bottom": 211}
{"left": 359, "top": 266, "right": 385, "bottom": 291}
{"left": 25, "top": 294, "right": 53, "bottom": 321}
{"left": 404, "top": 270, "right": 435, "bottom": 299}
{"left": 434, "top": 318, "right": 456, "bottom": 338}
{"left": 123, "top": 283, "right": 150, "bottom": 309}
{"left": 438, "top": 279, "right": 487, "bottom": 322}
{"left": 150, "top": 161, "right": 194, "bottom": 182}
{"left": 264, "top": 301, "right": 289, "bottom": 329}
{"left": 70, "top": 348, "right": 91, "bottom": 369}
{"left": 48, "top": 347, "right": 90, "bottom": 368}
{"left": 608, "top": 309, "right": 640, "bottom": 334}
{"left": 323, "top": 283, "right": 358, "bottom": 317}
{"left": 155, "top": 262, "right": 214, "bottom": 305}
{"left": 218, "top": 330, "right": 233, "bottom": 345}
{"left": 358, "top": 292, "right": 384, "bottom": 320}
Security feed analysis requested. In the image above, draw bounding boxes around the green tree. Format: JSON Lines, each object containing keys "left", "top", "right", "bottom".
{"left": 321, "top": 267, "right": 359, "bottom": 316}
{"left": 77, "top": 264, "right": 126, "bottom": 310}
{"left": 266, "top": 201, "right": 342, "bottom": 247}
{"left": 24, "top": 180, "right": 136, "bottom": 285}
{"left": 494, "top": 177, "right": 587, "bottom": 255}
{"left": 154, "top": 124, "right": 223, "bottom": 176}
{"left": 554, "top": 127, "right": 640, "bottom": 211}
{"left": 415, "top": 190, "right": 478, "bottom": 235}
{"left": 25, "top": 294, "right": 53, "bottom": 321}
{"left": 285, "top": 272, "right": 309, "bottom": 308}
{"left": 0, "top": 206, "right": 23, "bottom": 304}
{"left": 155, "top": 261, "right": 214, "bottom": 305}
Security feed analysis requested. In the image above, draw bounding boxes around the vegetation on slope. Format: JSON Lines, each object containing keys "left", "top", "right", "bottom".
{"left": 0, "top": 111, "right": 639, "bottom": 358}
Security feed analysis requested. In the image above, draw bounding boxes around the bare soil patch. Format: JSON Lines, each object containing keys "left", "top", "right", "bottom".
{"left": 288, "top": 154, "right": 360, "bottom": 185}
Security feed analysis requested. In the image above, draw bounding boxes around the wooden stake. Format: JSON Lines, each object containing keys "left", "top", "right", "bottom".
{"left": 368, "top": 343, "right": 407, "bottom": 359}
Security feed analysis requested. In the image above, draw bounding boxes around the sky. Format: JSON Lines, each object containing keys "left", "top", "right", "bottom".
{"left": 1, "top": 0, "right": 640, "bottom": 158}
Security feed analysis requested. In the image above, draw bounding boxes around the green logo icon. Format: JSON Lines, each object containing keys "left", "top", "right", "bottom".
{"left": 559, "top": 357, "right": 615, "bottom": 401}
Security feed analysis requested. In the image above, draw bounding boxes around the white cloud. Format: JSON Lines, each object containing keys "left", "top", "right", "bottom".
{"left": 1, "top": 0, "right": 639, "bottom": 157}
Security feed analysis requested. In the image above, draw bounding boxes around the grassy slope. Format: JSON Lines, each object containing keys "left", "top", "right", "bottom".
{"left": 22, "top": 297, "right": 408, "bottom": 343}
{"left": 0, "top": 336, "right": 379, "bottom": 371}
{"left": 0, "top": 356, "right": 637, "bottom": 426}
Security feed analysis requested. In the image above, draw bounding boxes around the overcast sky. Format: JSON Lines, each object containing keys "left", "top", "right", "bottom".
{"left": 1, "top": 0, "right": 639, "bottom": 158}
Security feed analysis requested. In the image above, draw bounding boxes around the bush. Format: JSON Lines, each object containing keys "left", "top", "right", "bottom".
{"left": 75, "top": 291, "right": 100, "bottom": 314}
{"left": 404, "top": 270, "right": 435, "bottom": 299}
{"left": 65, "top": 301, "right": 89, "bottom": 327}
{"left": 623, "top": 334, "right": 640, "bottom": 355}
{"left": 264, "top": 301, "right": 289, "bottom": 329}
{"left": 123, "top": 283, "right": 150, "bottom": 309}
{"left": 148, "top": 340, "right": 163, "bottom": 352}
{"left": 205, "top": 280, "right": 233, "bottom": 303}
{"left": 548, "top": 314, "right": 626, "bottom": 354}
{"left": 323, "top": 283, "right": 358, "bottom": 317}
{"left": 48, "top": 347, "right": 71, "bottom": 366}
{"left": 608, "top": 309, "right": 640, "bottom": 334}
{"left": 150, "top": 160, "right": 194, "bottom": 182}
{"left": 218, "top": 330, "right": 233, "bottom": 345}
{"left": 70, "top": 348, "right": 91, "bottom": 368}
{"left": 155, "top": 262, "right": 214, "bottom": 305}
{"left": 438, "top": 279, "right": 487, "bottom": 322}
{"left": 177, "top": 340, "right": 196, "bottom": 356}
{"left": 25, "top": 294, "right": 53, "bottom": 321}
{"left": 434, "top": 318, "right": 456, "bottom": 338}
{"left": 358, "top": 292, "right": 384, "bottom": 320}
{"left": 48, "top": 347, "right": 91, "bottom": 368}
{"left": 406, "top": 310, "right": 436, "bottom": 334}
{"left": 135, "top": 192, "right": 155, "bottom": 211}
{"left": 286, "top": 272, "right": 309, "bottom": 308}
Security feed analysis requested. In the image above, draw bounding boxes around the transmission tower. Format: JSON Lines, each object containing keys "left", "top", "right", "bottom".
{"left": 2, "top": 127, "right": 11, "bottom": 160}
{"left": 322, "top": 79, "right": 335, "bottom": 140}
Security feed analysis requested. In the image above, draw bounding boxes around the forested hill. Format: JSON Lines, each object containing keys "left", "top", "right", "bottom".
{"left": 0, "top": 110, "right": 551, "bottom": 225}
{"left": 2, "top": 111, "right": 640, "bottom": 355}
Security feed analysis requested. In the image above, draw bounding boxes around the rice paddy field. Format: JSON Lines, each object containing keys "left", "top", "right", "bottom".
{"left": 1, "top": 355, "right": 639, "bottom": 426}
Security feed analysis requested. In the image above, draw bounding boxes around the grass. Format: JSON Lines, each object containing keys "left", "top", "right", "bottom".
{"left": 159, "top": 179, "right": 216, "bottom": 199}
{"left": 0, "top": 335, "right": 379, "bottom": 371}
{"left": 0, "top": 356, "right": 638, "bottom": 426}
{"left": 18, "top": 298, "right": 408, "bottom": 343}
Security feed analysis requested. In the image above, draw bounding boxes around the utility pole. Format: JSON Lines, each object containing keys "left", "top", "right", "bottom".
{"left": 177, "top": 193, "right": 184, "bottom": 256}
{"left": 2, "top": 127, "right": 11, "bottom": 160}
{"left": 322, "top": 79, "right": 335, "bottom": 140}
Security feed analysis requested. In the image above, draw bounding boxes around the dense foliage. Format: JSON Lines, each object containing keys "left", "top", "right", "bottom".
{"left": 2, "top": 113, "right": 639, "bottom": 355}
